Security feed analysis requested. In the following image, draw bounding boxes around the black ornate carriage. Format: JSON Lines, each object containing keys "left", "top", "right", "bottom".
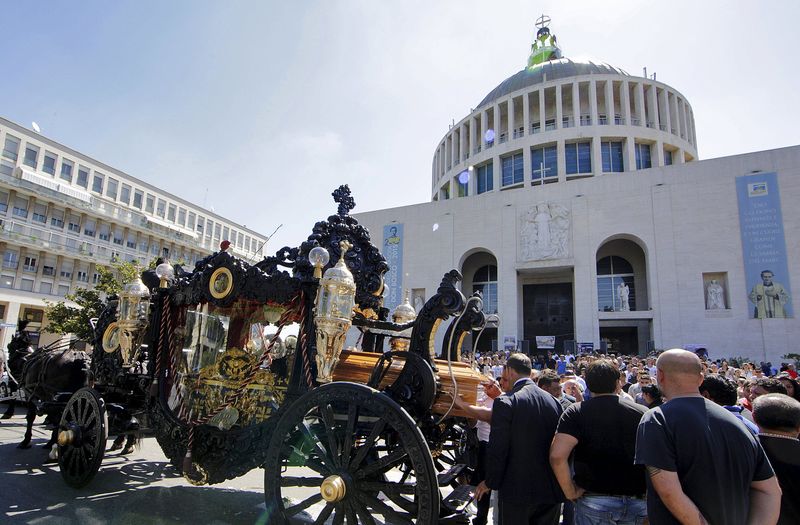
{"left": 57, "top": 186, "right": 489, "bottom": 524}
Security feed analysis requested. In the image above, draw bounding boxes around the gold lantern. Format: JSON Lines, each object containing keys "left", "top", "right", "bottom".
{"left": 314, "top": 240, "right": 356, "bottom": 383}
{"left": 111, "top": 276, "right": 151, "bottom": 367}
{"left": 390, "top": 290, "right": 416, "bottom": 351}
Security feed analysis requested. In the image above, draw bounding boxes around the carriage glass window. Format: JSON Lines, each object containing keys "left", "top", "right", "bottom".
{"left": 167, "top": 301, "right": 297, "bottom": 429}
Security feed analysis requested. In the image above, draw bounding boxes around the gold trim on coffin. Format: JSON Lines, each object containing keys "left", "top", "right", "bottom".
{"left": 183, "top": 347, "right": 287, "bottom": 427}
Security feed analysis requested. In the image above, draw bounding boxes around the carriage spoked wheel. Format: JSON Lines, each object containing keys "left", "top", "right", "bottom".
{"left": 264, "top": 382, "right": 439, "bottom": 524}
{"left": 57, "top": 387, "right": 107, "bottom": 488}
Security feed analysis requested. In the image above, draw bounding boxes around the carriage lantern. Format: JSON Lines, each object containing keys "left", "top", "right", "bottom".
{"left": 390, "top": 291, "right": 416, "bottom": 351}
{"left": 116, "top": 276, "right": 151, "bottom": 367}
{"left": 313, "top": 240, "right": 356, "bottom": 383}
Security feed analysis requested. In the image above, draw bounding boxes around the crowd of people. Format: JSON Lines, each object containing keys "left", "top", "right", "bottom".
{"left": 456, "top": 349, "right": 800, "bottom": 525}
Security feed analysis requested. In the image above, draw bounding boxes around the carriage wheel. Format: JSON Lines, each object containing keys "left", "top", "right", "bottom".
{"left": 264, "top": 382, "right": 439, "bottom": 524}
{"left": 57, "top": 387, "right": 107, "bottom": 488}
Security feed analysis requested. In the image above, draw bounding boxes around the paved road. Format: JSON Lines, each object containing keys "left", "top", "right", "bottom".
{"left": 0, "top": 413, "right": 270, "bottom": 524}
{"left": 1, "top": 412, "right": 486, "bottom": 524}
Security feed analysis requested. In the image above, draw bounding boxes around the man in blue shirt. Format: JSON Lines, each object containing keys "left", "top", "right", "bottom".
{"left": 700, "top": 374, "right": 759, "bottom": 436}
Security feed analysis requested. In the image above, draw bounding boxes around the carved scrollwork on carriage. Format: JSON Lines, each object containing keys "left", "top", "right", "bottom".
{"left": 70, "top": 186, "right": 496, "bottom": 523}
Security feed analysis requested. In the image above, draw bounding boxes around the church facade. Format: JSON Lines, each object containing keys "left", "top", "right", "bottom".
{"left": 354, "top": 20, "right": 799, "bottom": 362}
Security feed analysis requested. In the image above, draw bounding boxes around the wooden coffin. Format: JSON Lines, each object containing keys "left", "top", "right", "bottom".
{"left": 332, "top": 350, "right": 485, "bottom": 418}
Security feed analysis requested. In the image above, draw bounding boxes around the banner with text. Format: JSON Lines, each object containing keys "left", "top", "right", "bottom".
{"left": 736, "top": 172, "right": 793, "bottom": 318}
{"left": 382, "top": 224, "right": 404, "bottom": 312}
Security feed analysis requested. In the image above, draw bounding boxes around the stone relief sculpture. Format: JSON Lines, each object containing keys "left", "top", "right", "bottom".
{"left": 706, "top": 279, "right": 726, "bottom": 310}
{"left": 519, "top": 203, "right": 570, "bottom": 261}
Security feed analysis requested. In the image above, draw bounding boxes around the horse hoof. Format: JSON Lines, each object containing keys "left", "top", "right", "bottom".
{"left": 18, "top": 442, "right": 31, "bottom": 449}
{"left": 43, "top": 456, "right": 58, "bottom": 464}
{"left": 121, "top": 446, "right": 135, "bottom": 455}
{"left": 1, "top": 413, "right": 13, "bottom": 420}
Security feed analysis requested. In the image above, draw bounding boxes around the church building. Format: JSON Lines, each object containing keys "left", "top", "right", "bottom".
{"left": 354, "top": 18, "right": 799, "bottom": 362}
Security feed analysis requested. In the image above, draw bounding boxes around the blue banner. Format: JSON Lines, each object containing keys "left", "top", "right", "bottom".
{"left": 382, "top": 224, "right": 404, "bottom": 311}
{"left": 736, "top": 173, "right": 793, "bottom": 318}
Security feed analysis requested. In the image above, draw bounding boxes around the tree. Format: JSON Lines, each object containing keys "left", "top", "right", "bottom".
{"left": 44, "top": 261, "right": 142, "bottom": 342}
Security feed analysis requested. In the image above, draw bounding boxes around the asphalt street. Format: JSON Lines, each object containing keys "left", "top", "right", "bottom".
{"left": 0, "top": 412, "right": 271, "bottom": 524}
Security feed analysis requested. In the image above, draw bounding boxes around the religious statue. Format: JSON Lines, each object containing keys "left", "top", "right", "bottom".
{"left": 749, "top": 270, "right": 790, "bottom": 318}
{"left": 706, "top": 279, "right": 726, "bottom": 310}
{"left": 617, "top": 282, "right": 630, "bottom": 312}
{"left": 519, "top": 203, "right": 570, "bottom": 261}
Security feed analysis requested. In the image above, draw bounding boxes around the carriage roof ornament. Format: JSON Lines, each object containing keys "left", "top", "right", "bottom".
{"left": 332, "top": 184, "right": 355, "bottom": 216}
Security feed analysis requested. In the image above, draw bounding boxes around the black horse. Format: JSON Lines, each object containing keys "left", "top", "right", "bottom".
{"left": 3, "top": 322, "right": 92, "bottom": 450}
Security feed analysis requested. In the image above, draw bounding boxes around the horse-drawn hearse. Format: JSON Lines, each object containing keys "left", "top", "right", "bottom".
{"left": 11, "top": 186, "right": 491, "bottom": 524}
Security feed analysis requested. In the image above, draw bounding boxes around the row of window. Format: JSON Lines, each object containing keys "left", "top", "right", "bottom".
{"left": 1, "top": 129, "right": 263, "bottom": 254}
{"left": 448, "top": 140, "right": 674, "bottom": 198}
{"left": 0, "top": 273, "right": 72, "bottom": 296}
{"left": 0, "top": 186, "right": 262, "bottom": 255}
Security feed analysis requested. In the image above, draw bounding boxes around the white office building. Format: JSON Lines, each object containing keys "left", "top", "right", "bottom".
{"left": 0, "top": 116, "right": 268, "bottom": 349}
{"left": 355, "top": 20, "right": 799, "bottom": 362}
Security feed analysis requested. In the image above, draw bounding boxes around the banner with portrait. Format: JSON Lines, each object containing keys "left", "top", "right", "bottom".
{"left": 736, "top": 172, "right": 793, "bottom": 318}
{"left": 382, "top": 223, "right": 404, "bottom": 312}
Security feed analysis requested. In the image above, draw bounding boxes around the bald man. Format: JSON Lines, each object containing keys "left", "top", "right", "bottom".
{"left": 634, "top": 349, "right": 781, "bottom": 525}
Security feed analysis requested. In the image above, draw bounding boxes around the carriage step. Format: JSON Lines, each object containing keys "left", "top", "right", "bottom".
{"left": 441, "top": 483, "right": 476, "bottom": 513}
{"left": 437, "top": 463, "right": 467, "bottom": 485}
{"left": 438, "top": 511, "right": 471, "bottom": 524}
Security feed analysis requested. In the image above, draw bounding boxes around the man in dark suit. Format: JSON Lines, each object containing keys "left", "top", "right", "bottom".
{"left": 475, "top": 353, "right": 564, "bottom": 524}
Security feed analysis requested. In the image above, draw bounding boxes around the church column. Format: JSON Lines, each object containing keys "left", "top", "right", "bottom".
{"left": 572, "top": 82, "right": 580, "bottom": 126}
{"left": 635, "top": 82, "right": 646, "bottom": 127}
{"left": 647, "top": 83, "right": 660, "bottom": 130}
{"left": 538, "top": 87, "right": 546, "bottom": 132}
{"left": 659, "top": 88, "right": 671, "bottom": 134}
{"left": 557, "top": 139, "right": 567, "bottom": 182}
{"left": 592, "top": 137, "right": 603, "bottom": 176}
{"left": 522, "top": 92, "right": 530, "bottom": 137}
{"left": 493, "top": 103, "right": 501, "bottom": 145}
{"left": 555, "top": 84, "right": 563, "bottom": 129}
{"left": 589, "top": 80, "right": 599, "bottom": 126}
{"left": 480, "top": 110, "right": 488, "bottom": 152}
{"left": 604, "top": 80, "right": 615, "bottom": 123}
{"left": 460, "top": 124, "right": 467, "bottom": 164}
{"left": 621, "top": 81, "right": 632, "bottom": 126}
{"left": 508, "top": 97, "right": 517, "bottom": 140}
{"left": 654, "top": 139, "right": 665, "bottom": 168}
{"left": 669, "top": 93, "right": 679, "bottom": 136}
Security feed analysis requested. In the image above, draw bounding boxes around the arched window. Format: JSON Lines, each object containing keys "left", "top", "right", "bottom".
{"left": 473, "top": 265, "right": 498, "bottom": 314}
{"left": 597, "top": 256, "right": 636, "bottom": 311}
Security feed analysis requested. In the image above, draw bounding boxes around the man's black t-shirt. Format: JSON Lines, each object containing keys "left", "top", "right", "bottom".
{"left": 759, "top": 435, "right": 800, "bottom": 525}
{"left": 635, "top": 397, "right": 774, "bottom": 525}
{"left": 556, "top": 395, "right": 648, "bottom": 495}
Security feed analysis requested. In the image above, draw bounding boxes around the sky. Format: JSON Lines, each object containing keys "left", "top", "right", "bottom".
{"left": 2, "top": 0, "right": 799, "bottom": 251}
